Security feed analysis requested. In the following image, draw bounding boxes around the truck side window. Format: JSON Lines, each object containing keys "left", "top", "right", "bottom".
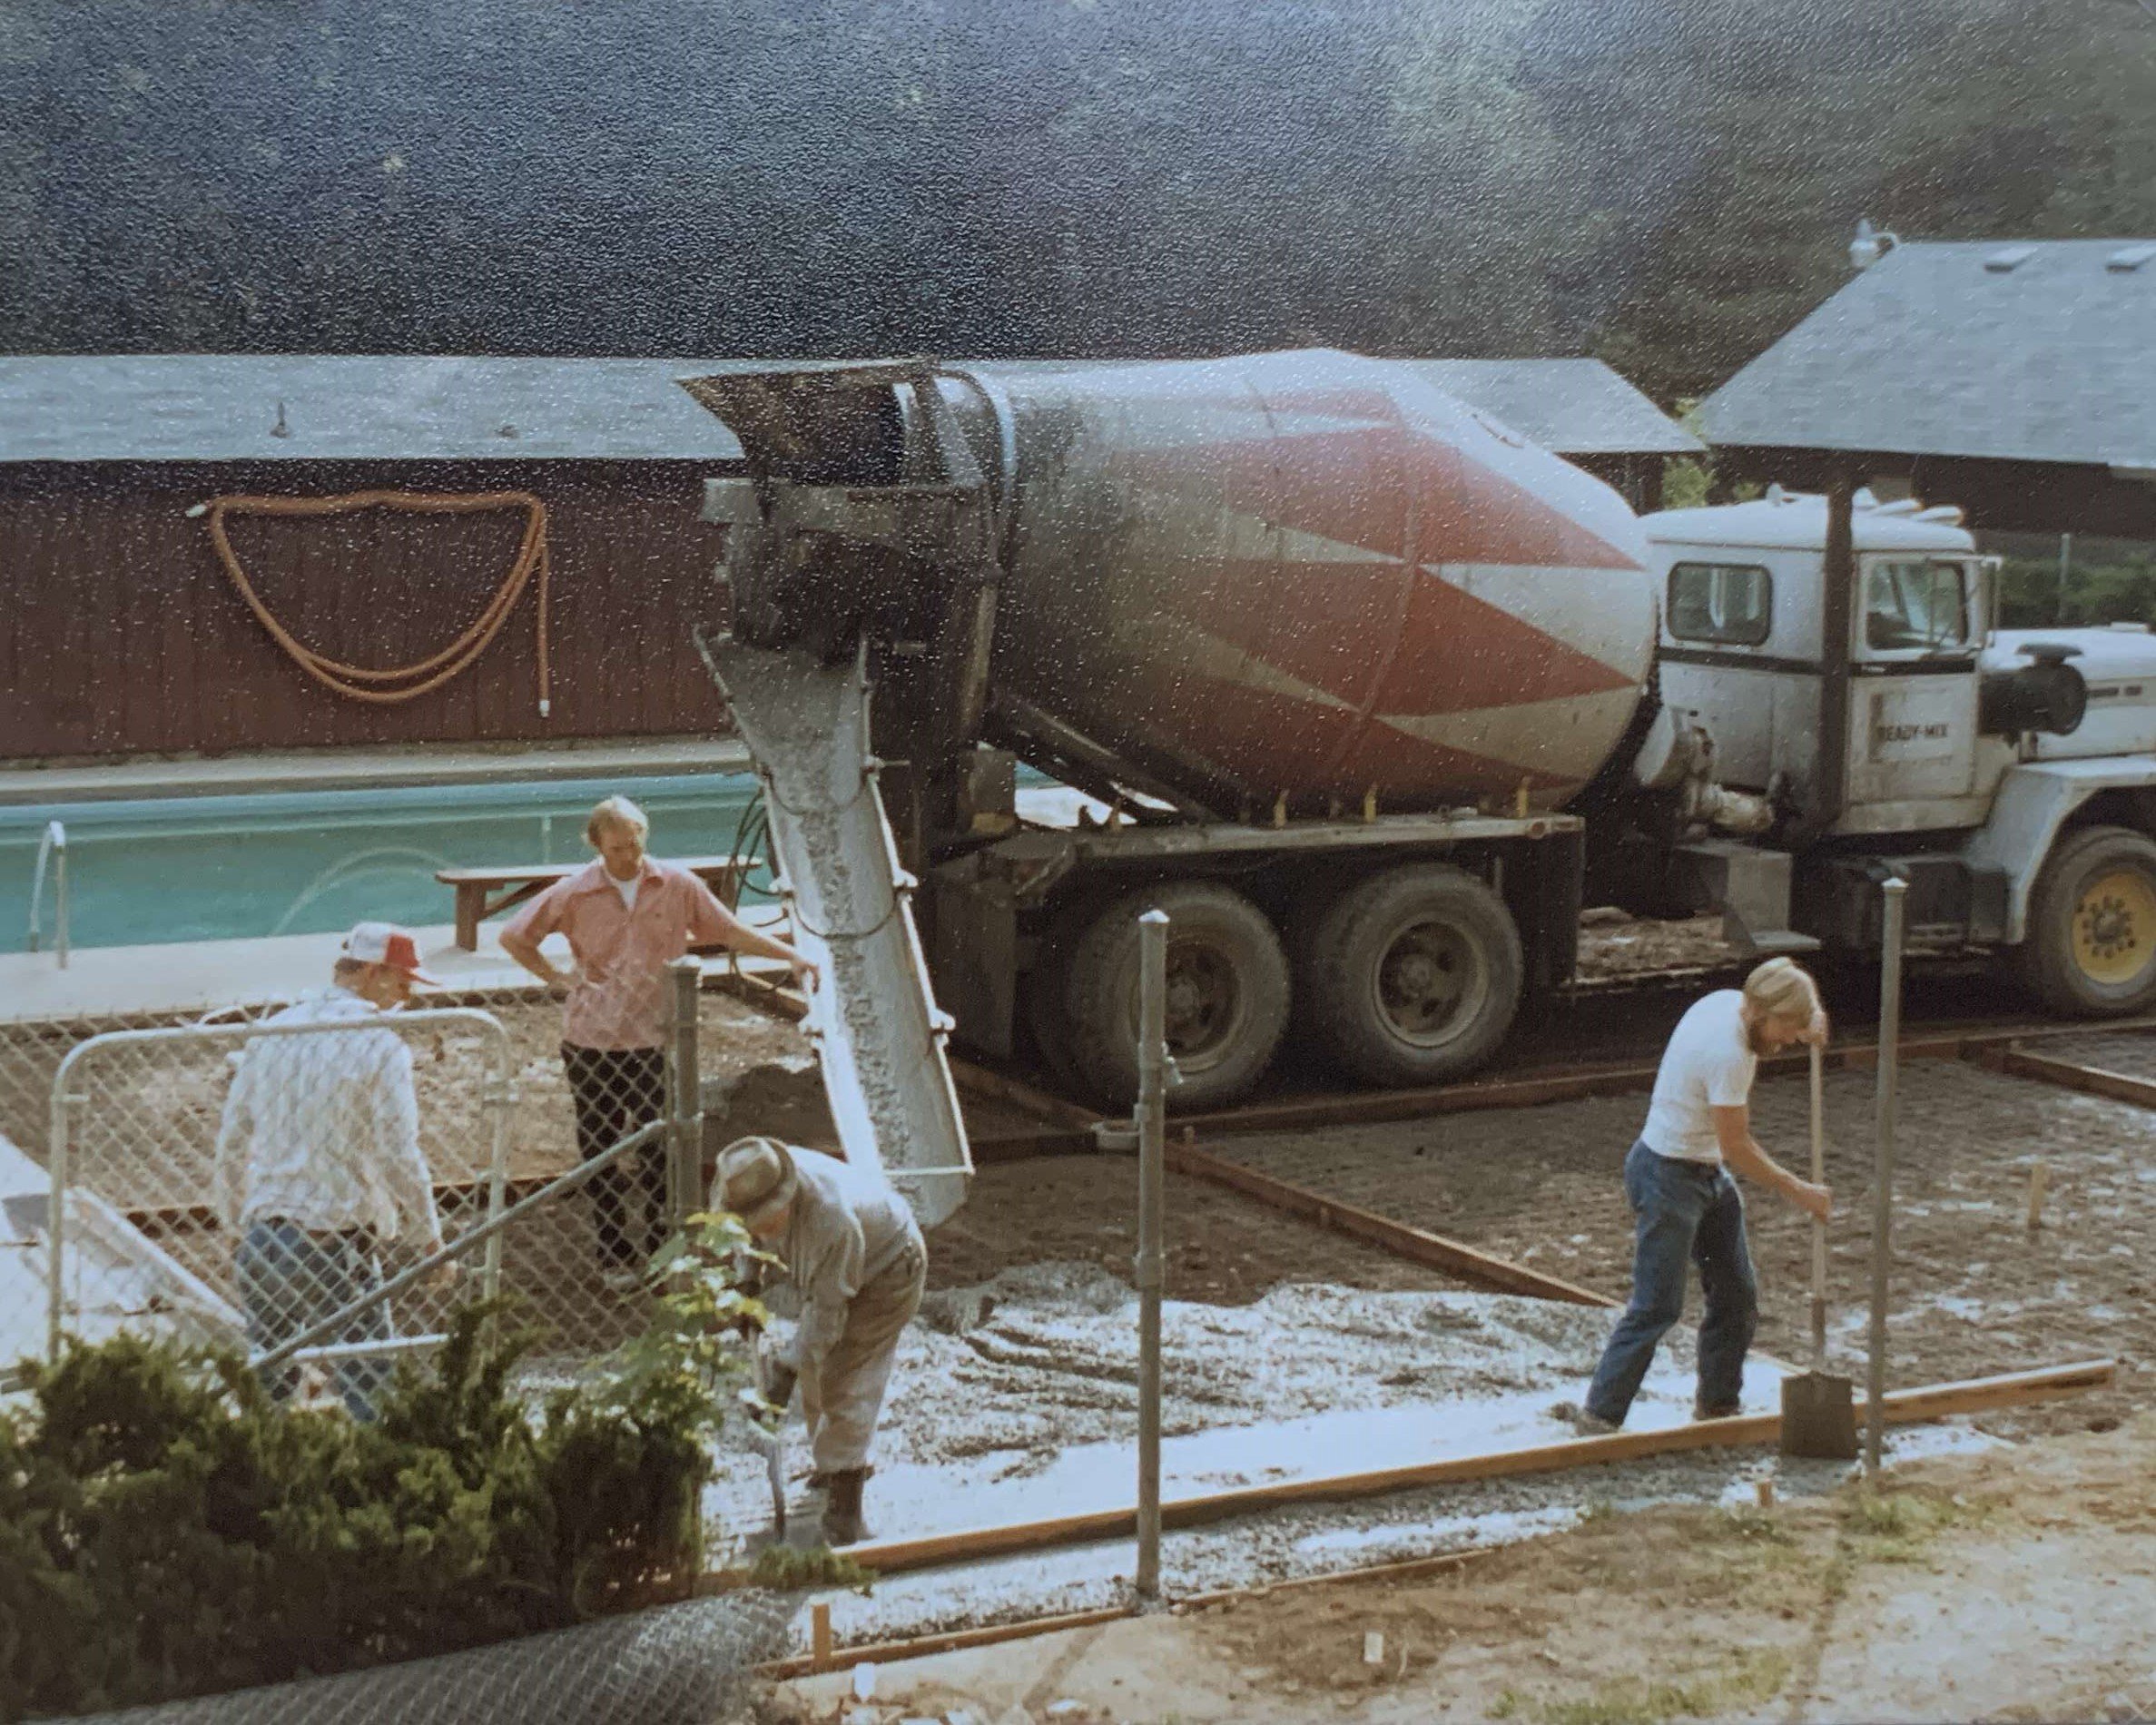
{"left": 1667, "top": 562, "right": 1772, "bottom": 647}
{"left": 1865, "top": 560, "right": 1970, "bottom": 652}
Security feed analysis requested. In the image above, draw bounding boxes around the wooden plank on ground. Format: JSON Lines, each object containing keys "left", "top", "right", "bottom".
{"left": 835, "top": 1359, "right": 2113, "bottom": 1579}
{"left": 949, "top": 1059, "right": 1101, "bottom": 1129}
{"left": 1974, "top": 1044, "right": 2156, "bottom": 1110}
{"left": 1166, "top": 1140, "right": 1618, "bottom": 1307}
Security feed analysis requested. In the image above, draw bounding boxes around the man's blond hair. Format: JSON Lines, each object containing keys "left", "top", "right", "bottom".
{"left": 1743, "top": 956, "right": 1817, "bottom": 1024}
{"left": 585, "top": 794, "right": 649, "bottom": 848}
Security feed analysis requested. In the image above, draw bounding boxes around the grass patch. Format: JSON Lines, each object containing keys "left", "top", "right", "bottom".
{"left": 1534, "top": 1651, "right": 1792, "bottom": 1725}
{"left": 1701, "top": 1505, "right": 1799, "bottom": 1549}
{"left": 1837, "top": 1488, "right": 1986, "bottom": 1566}
{"left": 743, "top": 1544, "right": 875, "bottom": 1593}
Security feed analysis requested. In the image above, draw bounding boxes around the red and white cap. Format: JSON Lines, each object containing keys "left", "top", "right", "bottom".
{"left": 341, "top": 922, "right": 442, "bottom": 986}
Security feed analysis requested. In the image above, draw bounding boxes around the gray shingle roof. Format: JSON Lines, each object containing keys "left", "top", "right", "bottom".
{"left": 1403, "top": 358, "right": 1701, "bottom": 456}
{"left": 0, "top": 350, "right": 1698, "bottom": 467}
{"left": 0, "top": 354, "right": 748, "bottom": 462}
{"left": 1698, "top": 240, "right": 2156, "bottom": 469}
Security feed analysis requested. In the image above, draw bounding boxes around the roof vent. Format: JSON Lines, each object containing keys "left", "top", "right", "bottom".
{"left": 1984, "top": 244, "right": 2037, "bottom": 272}
{"left": 2107, "top": 243, "right": 2156, "bottom": 272}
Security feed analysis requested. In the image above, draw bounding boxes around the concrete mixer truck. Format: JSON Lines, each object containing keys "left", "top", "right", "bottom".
{"left": 681, "top": 350, "right": 2154, "bottom": 1115}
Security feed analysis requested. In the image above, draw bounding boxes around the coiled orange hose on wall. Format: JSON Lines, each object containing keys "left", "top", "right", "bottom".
{"left": 188, "top": 489, "right": 553, "bottom": 714}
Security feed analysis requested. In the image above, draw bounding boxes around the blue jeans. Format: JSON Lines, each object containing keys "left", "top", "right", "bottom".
{"left": 1584, "top": 1140, "right": 1759, "bottom": 1426}
{"left": 237, "top": 1218, "right": 394, "bottom": 1421}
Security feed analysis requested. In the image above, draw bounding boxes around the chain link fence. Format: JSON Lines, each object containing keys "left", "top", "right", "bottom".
{"left": 63, "top": 1590, "right": 799, "bottom": 1725}
{"left": 30, "top": 996, "right": 690, "bottom": 1406}
{"left": 0, "top": 960, "right": 825, "bottom": 1721}
{"left": 0, "top": 968, "right": 748, "bottom": 1382}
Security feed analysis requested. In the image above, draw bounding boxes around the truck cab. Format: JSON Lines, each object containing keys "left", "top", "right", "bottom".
{"left": 1643, "top": 486, "right": 2156, "bottom": 1017}
{"left": 1648, "top": 487, "right": 1996, "bottom": 835}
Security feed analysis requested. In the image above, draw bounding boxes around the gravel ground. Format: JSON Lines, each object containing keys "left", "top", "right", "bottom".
{"left": 760, "top": 1416, "right": 1996, "bottom": 1658}
{"left": 1205, "top": 1056, "right": 2156, "bottom": 1437}
{"left": 2040, "top": 1026, "right": 2156, "bottom": 1082}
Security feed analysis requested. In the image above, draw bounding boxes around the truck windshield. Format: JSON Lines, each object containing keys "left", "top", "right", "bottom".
{"left": 1865, "top": 559, "right": 1970, "bottom": 653}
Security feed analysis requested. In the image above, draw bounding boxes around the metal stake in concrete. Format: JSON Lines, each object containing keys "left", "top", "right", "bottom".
{"left": 668, "top": 957, "right": 705, "bottom": 1230}
{"left": 1135, "top": 909, "right": 1169, "bottom": 1602}
{"left": 1866, "top": 876, "right": 1907, "bottom": 1480}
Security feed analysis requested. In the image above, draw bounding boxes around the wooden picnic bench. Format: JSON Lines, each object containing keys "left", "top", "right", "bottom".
{"left": 437, "top": 853, "right": 754, "bottom": 951}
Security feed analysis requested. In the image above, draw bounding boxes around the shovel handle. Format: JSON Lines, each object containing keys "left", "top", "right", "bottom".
{"left": 1809, "top": 1040, "right": 1828, "bottom": 1365}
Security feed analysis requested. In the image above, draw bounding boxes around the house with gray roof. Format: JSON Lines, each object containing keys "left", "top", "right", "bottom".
{"left": 1698, "top": 239, "right": 2156, "bottom": 537}
{"left": 1405, "top": 357, "right": 1700, "bottom": 511}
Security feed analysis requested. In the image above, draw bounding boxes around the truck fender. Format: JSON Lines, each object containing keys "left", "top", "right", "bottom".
{"left": 1960, "top": 759, "right": 2156, "bottom": 944}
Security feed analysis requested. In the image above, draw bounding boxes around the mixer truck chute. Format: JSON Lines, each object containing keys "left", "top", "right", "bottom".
{"left": 682, "top": 352, "right": 2156, "bottom": 1117}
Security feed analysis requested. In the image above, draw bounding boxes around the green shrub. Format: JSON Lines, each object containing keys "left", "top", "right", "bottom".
{"left": 0, "top": 1214, "right": 768, "bottom": 1720}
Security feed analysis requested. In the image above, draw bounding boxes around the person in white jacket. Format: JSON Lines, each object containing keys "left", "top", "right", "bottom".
{"left": 214, "top": 922, "right": 453, "bottom": 1418}
{"left": 716, "top": 1136, "right": 927, "bottom": 1546}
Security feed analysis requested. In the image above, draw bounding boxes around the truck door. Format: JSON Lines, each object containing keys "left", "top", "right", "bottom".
{"left": 1843, "top": 557, "right": 1984, "bottom": 815}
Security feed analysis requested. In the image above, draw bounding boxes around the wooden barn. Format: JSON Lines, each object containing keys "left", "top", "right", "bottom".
{"left": 0, "top": 351, "right": 1702, "bottom": 769}
{"left": 0, "top": 355, "right": 747, "bottom": 764}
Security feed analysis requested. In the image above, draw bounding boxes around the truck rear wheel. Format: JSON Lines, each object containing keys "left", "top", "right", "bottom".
{"left": 1300, "top": 863, "right": 1522, "bottom": 1086}
{"left": 1061, "top": 882, "right": 1291, "bottom": 1111}
{"left": 1021, "top": 928, "right": 1087, "bottom": 1094}
{"left": 2017, "top": 824, "right": 2156, "bottom": 1016}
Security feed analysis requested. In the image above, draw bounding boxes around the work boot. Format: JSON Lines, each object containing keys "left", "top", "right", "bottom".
{"left": 821, "top": 1468, "right": 871, "bottom": 1547}
{"left": 1548, "top": 1400, "right": 1621, "bottom": 1437}
{"left": 1694, "top": 1401, "right": 1742, "bottom": 1422}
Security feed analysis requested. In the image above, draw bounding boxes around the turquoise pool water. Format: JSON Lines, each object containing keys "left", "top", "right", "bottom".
{"left": 0, "top": 773, "right": 768, "bottom": 954}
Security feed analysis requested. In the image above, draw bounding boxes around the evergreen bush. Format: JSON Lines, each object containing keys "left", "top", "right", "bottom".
{"left": 0, "top": 1213, "right": 770, "bottom": 1720}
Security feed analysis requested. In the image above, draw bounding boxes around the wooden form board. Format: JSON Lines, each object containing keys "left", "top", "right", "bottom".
{"left": 1165, "top": 1140, "right": 1618, "bottom": 1307}
{"left": 832, "top": 1359, "right": 2112, "bottom": 1580}
{"left": 1974, "top": 1044, "right": 2156, "bottom": 1110}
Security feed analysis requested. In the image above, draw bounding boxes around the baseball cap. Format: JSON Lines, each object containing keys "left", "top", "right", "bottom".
{"left": 341, "top": 922, "right": 442, "bottom": 986}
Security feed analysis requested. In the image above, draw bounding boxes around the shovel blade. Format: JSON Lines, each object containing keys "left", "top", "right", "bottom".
{"left": 1779, "top": 1370, "right": 1859, "bottom": 1460}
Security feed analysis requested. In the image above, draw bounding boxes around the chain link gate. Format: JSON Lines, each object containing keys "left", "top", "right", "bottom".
{"left": 33, "top": 971, "right": 721, "bottom": 1397}
{"left": 44, "top": 1008, "right": 517, "bottom": 1396}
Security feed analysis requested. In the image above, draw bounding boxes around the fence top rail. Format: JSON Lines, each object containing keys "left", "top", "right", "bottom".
{"left": 50, "top": 1005, "right": 515, "bottom": 1093}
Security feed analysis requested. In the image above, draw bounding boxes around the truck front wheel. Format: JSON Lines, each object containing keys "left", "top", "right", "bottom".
{"left": 1061, "top": 882, "right": 1291, "bottom": 1111}
{"left": 2017, "top": 824, "right": 2156, "bottom": 1016}
{"left": 1300, "top": 863, "right": 1523, "bottom": 1086}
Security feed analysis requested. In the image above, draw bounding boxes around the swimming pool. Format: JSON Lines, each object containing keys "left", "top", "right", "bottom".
{"left": 0, "top": 773, "right": 767, "bottom": 954}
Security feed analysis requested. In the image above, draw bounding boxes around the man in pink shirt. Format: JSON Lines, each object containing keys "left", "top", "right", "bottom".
{"left": 501, "top": 794, "right": 814, "bottom": 1287}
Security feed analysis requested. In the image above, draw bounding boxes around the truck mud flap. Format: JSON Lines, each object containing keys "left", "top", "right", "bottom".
{"left": 694, "top": 632, "right": 973, "bottom": 1227}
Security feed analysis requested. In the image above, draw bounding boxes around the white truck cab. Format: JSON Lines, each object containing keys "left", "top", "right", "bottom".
{"left": 1639, "top": 486, "right": 2156, "bottom": 1016}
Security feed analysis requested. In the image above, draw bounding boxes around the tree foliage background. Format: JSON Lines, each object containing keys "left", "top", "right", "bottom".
{"left": 0, "top": 0, "right": 2151, "bottom": 399}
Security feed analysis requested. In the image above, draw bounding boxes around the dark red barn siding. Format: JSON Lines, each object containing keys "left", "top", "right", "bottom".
{"left": 0, "top": 460, "right": 732, "bottom": 761}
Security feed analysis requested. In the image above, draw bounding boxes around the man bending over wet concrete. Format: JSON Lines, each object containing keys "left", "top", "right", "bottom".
{"left": 1554, "top": 957, "right": 1832, "bottom": 1434}
{"left": 716, "top": 1135, "right": 927, "bottom": 1546}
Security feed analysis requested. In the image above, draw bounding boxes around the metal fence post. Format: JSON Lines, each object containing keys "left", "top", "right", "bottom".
{"left": 668, "top": 957, "right": 704, "bottom": 1231}
{"left": 1135, "top": 909, "right": 1168, "bottom": 1603}
{"left": 1865, "top": 875, "right": 1907, "bottom": 1480}
{"left": 479, "top": 1033, "right": 514, "bottom": 1302}
{"left": 46, "top": 1079, "right": 70, "bottom": 1360}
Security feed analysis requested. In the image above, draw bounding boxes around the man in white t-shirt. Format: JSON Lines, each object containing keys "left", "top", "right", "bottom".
{"left": 1557, "top": 958, "right": 1833, "bottom": 1434}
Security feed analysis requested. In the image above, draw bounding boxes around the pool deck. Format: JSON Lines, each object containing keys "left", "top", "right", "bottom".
{"left": 0, "top": 735, "right": 753, "bottom": 807}
{"left": 0, "top": 918, "right": 792, "bottom": 1026}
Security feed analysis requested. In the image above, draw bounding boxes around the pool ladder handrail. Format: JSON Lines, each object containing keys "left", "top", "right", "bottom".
{"left": 27, "top": 819, "right": 67, "bottom": 969}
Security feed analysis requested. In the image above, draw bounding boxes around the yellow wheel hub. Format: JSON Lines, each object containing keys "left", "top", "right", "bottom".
{"left": 2072, "top": 867, "right": 2156, "bottom": 986}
